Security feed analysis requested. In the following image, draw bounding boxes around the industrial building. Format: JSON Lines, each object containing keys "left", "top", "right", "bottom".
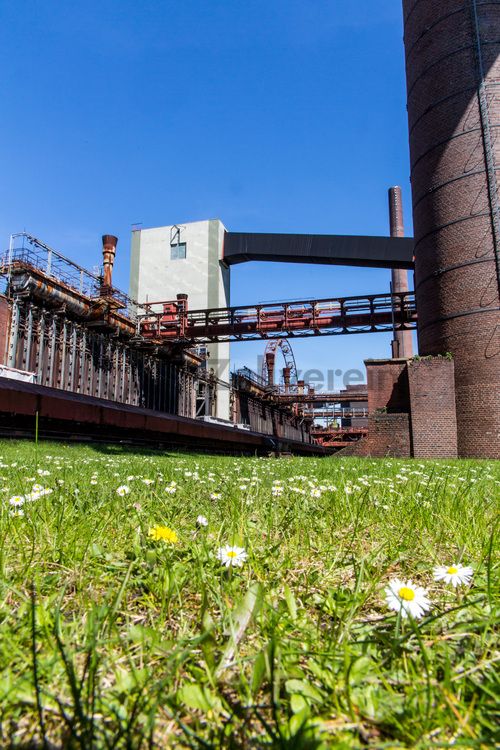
{"left": 129, "top": 221, "right": 231, "bottom": 420}
{"left": 0, "top": 1, "right": 498, "bottom": 459}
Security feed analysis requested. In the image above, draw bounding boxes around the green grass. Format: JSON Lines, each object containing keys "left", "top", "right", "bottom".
{"left": 0, "top": 440, "right": 498, "bottom": 748}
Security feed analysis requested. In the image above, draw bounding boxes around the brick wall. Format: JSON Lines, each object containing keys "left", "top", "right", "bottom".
{"left": 408, "top": 358, "right": 458, "bottom": 458}
{"left": 337, "top": 413, "right": 411, "bottom": 458}
{"left": 368, "top": 413, "right": 412, "bottom": 457}
{"left": 403, "top": 0, "right": 500, "bottom": 458}
{"left": 366, "top": 359, "right": 410, "bottom": 413}
{"left": 0, "top": 296, "right": 11, "bottom": 365}
{"left": 358, "top": 357, "right": 458, "bottom": 459}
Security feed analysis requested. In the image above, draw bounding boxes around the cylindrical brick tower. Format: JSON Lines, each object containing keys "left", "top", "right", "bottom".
{"left": 402, "top": 0, "right": 500, "bottom": 458}
{"left": 388, "top": 186, "right": 414, "bottom": 358}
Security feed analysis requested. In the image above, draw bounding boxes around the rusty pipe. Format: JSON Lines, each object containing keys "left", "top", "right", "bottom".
{"left": 282, "top": 366, "right": 291, "bottom": 393}
{"left": 265, "top": 352, "right": 275, "bottom": 386}
{"left": 102, "top": 235, "right": 118, "bottom": 288}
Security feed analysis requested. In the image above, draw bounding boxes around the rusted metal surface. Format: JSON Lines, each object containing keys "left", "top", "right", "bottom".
{"left": 232, "top": 389, "right": 313, "bottom": 443}
{"left": 6, "top": 262, "right": 136, "bottom": 336}
{"left": 260, "top": 339, "right": 297, "bottom": 387}
{"left": 138, "top": 292, "right": 417, "bottom": 344}
{"left": 305, "top": 408, "right": 369, "bottom": 419}
{"left": 311, "top": 426, "right": 368, "bottom": 448}
{"left": 4, "top": 294, "right": 215, "bottom": 418}
{"left": 0, "top": 378, "right": 327, "bottom": 454}
{"left": 101, "top": 235, "right": 118, "bottom": 288}
{"left": 0, "top": 233, "right": 377, "bottom": 450}
{"left": 269, "top": 389, "right": 368, "bottom": 404}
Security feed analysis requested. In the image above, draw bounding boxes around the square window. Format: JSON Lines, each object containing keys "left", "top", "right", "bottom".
{"left": 170, "top": 242, "right": 187, "bottom": 260}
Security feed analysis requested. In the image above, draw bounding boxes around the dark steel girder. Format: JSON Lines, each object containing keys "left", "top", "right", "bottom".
{"left": 223, "top": 232, "right": 414, "bottom": 270}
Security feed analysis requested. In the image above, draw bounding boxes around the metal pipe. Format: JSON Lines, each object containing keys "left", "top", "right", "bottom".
{"left": 101, "top": 235, "right": 118, "bottom": 288}
{"left": 7, "top": 297, "right": 20, "bottom": 368}
{"left": 10, "top": 273, "right": 91, "bottom": 317}
{"left": 69, "top": 324, "right": 77, "bottom": 391}
{"left": 120, "top": 347, "right": 126, "bottom": 403}
{"left": 47, "top": 314, "right": 57, "bottom": 387}
{"left": 24, "top": 304, "right": 34, "bottom": 371}
{"left": 59, "top": 318, "right": 67, "bottom": 389}
{"left": 36, "top": 312, "right": 46, "bottom": 381}
{"left": 282, "top": 366, "right": 291, "bottom": 393}
{"left": 265, "top": 352, "right": 275, "bottom": 386}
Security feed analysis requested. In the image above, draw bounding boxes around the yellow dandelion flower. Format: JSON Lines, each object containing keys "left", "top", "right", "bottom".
{"left": 148, "top": 525, "right": 178, "bottom": 544}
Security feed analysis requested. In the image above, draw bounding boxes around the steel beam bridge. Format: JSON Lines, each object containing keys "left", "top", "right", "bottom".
{"left": 223, "top": 232, "right": 414, "bottom": 270}
{"left": 269, "top": 391, "right": 368, "bottom": 405}
{"left": 305, "top": 408, "right": 368, "bottom": 419}
{"left": 138, "top": 291, "right": 416, "bottom": 344}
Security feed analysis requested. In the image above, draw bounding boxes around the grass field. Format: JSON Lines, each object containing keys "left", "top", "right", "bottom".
{"left": 0, "top": 440, "right": 498, "bottom": 748}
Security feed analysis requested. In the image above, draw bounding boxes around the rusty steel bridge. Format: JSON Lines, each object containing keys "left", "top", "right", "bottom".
{"left": 137, "top": 291, "right": 416, "bottom": 344}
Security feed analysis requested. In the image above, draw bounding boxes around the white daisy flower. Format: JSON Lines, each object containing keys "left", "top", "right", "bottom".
{"left": 216, "top": 545, "right": 248, "bottom": 568}
{"left": 310, "top": 488, "right": 321, "bottom": 498}
{"left": 196, "top": 515, "right": 208, "bottom": 527}
{"left": 142, "top": 479, "right": 154, "bottom": 485}
{"left": 164, "top": 485, "right": 177, "bottom": 495}
{"left": 385, "top": 579, "right": 431, "bottom": 619}
{"left": 116, "top": 485, "right": 130, "bottom": 497}
{"left": 272, "top": 486, "right": 284, "bottom": 496}
{"left": 210, "top": 492, "right": 221, "bottom": 500}
{"left": 8, "top": 495, "right": 25, "bottom": 507}
{"left": 26, "top": 488, "right": 53, "bottom": 502}
{"left": 433, "top": 563, "right": 473, "bottom": 587}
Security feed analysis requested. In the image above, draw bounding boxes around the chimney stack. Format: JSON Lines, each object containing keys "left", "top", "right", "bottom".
{"left": 282, "top": 366, "right": 291, "bottom": 392}
{"left": 265, "top": 352, "right": 275, "bottom": 386}
{"left": 102, "top": 235, "right": 118, "bottom": 288}
{"left": 388, "top": 188, "right": 413, "bottom": 358}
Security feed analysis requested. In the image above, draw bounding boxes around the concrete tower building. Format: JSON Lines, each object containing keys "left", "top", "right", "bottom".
{"left": 403, "top": 0, "right": 500, "bottom": 458}
{"left": 129, "top": 219, "right": 231, "bottom": 420}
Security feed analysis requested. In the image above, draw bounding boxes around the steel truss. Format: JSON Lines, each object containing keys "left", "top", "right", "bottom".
{"left": 138, "top": 291, "right": 416, "bottom": 344}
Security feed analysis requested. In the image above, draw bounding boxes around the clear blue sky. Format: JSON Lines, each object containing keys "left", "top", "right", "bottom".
{"left": 1, "top": 0, "right": 415, "bottom": 386}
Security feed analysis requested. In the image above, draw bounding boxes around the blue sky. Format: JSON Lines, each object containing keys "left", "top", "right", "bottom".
{"left": 1, "top": 0, "right": 414, "bottom": 385}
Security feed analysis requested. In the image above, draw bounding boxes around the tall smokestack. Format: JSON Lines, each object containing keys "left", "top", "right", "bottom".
{"left": 265, "top": 352, "right": 275, "bottom": 386}
{"left": 402, "top": 0, "right": 500, "bottom": 458}
{"left": 102, "top": 235, "right": 118, "bottom": 288}
{"left": 282, "top": 366, "right": 291, "bottom": 392}
{"left": 388, "top": 187, "right": 413, "bottom": 358}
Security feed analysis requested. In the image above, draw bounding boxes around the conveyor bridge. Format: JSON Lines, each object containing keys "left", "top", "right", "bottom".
{"left": 138, "top": 291, "right": 416, "bottom": 344}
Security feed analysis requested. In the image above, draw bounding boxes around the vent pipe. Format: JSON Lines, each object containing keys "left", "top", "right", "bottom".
{"left": 102, "top": 235, "right": 118, "bottom": 288}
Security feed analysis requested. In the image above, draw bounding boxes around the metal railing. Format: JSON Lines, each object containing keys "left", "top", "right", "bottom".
{"left": 137, "top": 291, "right": 417, "bottom": 343}
{"left": 233, "top": 367, "right": 270, "bottom": 389}
{"left": 1, "top": 233, "right": 139, "bottom": 318}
